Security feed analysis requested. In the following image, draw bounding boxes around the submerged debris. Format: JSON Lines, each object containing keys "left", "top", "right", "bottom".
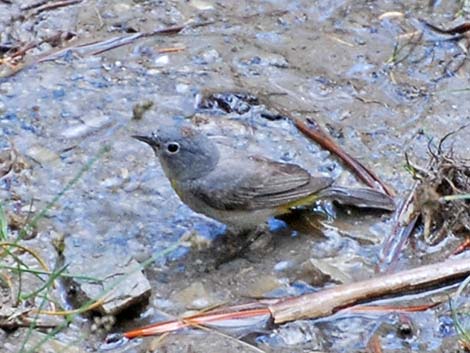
{"left": 0, "top": 147, "right": 30, "bottom": 180}
{"left": 407, "top": 133, "right": 470, "bottom": 244}
{"left": 132, "top": 100, "right": 154, "bottom": 120}
{"left": 197, "top": 91, "right": 260, "bottom": 115}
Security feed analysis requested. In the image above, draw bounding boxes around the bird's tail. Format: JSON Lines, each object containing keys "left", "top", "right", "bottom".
{"left": 317, "top": 187, "right": 395, "bottom": 211}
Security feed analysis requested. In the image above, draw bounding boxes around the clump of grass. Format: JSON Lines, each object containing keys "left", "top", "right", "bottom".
{"left": 1, "top": 146, "right": 111, "bottom": 351}
{"left": 404, "top": 128, "right": 470, "bottom": 244}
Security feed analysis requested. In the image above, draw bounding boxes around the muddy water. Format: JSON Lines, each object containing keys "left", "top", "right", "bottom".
{"left": 1, "top": 0, "right": 470, "bottom": 352}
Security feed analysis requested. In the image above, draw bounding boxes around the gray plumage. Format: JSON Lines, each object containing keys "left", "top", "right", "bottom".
{"left": 133, "top": 123, "right": 395, "bottom": 231}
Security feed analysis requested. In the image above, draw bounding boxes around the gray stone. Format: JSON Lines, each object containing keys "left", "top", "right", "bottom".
{"left": 27, "top": 145, "right": 60, "bottom": 165}
{"left": 61, "top": 114, "right": 111, "bottom": 139}
{"left": 63, "top": 240, "right": 151, "bottom": 316}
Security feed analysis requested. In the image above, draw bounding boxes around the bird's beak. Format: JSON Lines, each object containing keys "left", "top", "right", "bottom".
{"left": 132, "top": 135, "right": 160, "bottom": 150}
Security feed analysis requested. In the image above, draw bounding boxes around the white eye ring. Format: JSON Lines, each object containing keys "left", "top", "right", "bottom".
{"left": 166, "top": 142, "right": 180, "bottom": 154}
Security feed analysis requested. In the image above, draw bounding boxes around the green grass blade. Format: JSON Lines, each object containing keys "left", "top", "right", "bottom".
{"left": 0, "top": 200, "right": 8, "bottom": 240}
{"left": 17, "top": 145, "right": 111, "bottom": 241}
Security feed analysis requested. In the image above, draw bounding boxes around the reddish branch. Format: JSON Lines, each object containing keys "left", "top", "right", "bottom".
{"left": 453, "top": 237, "right": 470, "bottom": 255}
{"left": 296, "top": 116, "right": 394, "bottom": 196}
{"left": 422, "top": 20, "right": 470, "bottom": 35}
{"left": 268, "top": 103, "right": 394, "bottom": 196}
{"left": 123, "top": 308, "right": 271, "bottom": 339}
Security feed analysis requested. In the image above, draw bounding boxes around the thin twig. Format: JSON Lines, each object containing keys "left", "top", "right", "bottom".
{"left": 21, "top": 0, "right": 50, "bottom": 11}
{"left": 28, "top": 0, "right": 83, "bottom": 16}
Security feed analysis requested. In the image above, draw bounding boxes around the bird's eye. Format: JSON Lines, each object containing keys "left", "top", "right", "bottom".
{"left": 166, "top": 142, "right": 180, "bottom": 154}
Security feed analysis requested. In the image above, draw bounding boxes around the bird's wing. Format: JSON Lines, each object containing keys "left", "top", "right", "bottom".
{"left": 191, "top": 156, "right": 333, "bottom": 211}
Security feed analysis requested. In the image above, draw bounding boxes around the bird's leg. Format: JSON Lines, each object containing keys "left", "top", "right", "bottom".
{"left": 215, "top": 224, "right": 271, "bottom": 268}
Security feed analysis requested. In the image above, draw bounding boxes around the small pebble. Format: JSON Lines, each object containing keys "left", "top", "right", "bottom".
{"left": 154, "top": 55, "right": 169, "bottom": 67}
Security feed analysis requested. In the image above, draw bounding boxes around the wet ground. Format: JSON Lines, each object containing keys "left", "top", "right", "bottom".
{"left": 1, "top": 0, "right": 470, "bottom": 352}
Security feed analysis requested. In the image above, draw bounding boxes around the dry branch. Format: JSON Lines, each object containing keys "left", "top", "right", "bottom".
{"left": 270, "top": 257, "right": 470, "bottom": 323}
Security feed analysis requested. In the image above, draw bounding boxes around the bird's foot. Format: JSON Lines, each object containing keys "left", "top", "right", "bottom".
{"left": 215, "top": 225, "right": 272, "bottom": 268}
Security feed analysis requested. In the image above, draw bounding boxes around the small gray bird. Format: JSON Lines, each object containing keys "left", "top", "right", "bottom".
{"left": 133, "top": 124, "right": 395, "bottom": 232}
